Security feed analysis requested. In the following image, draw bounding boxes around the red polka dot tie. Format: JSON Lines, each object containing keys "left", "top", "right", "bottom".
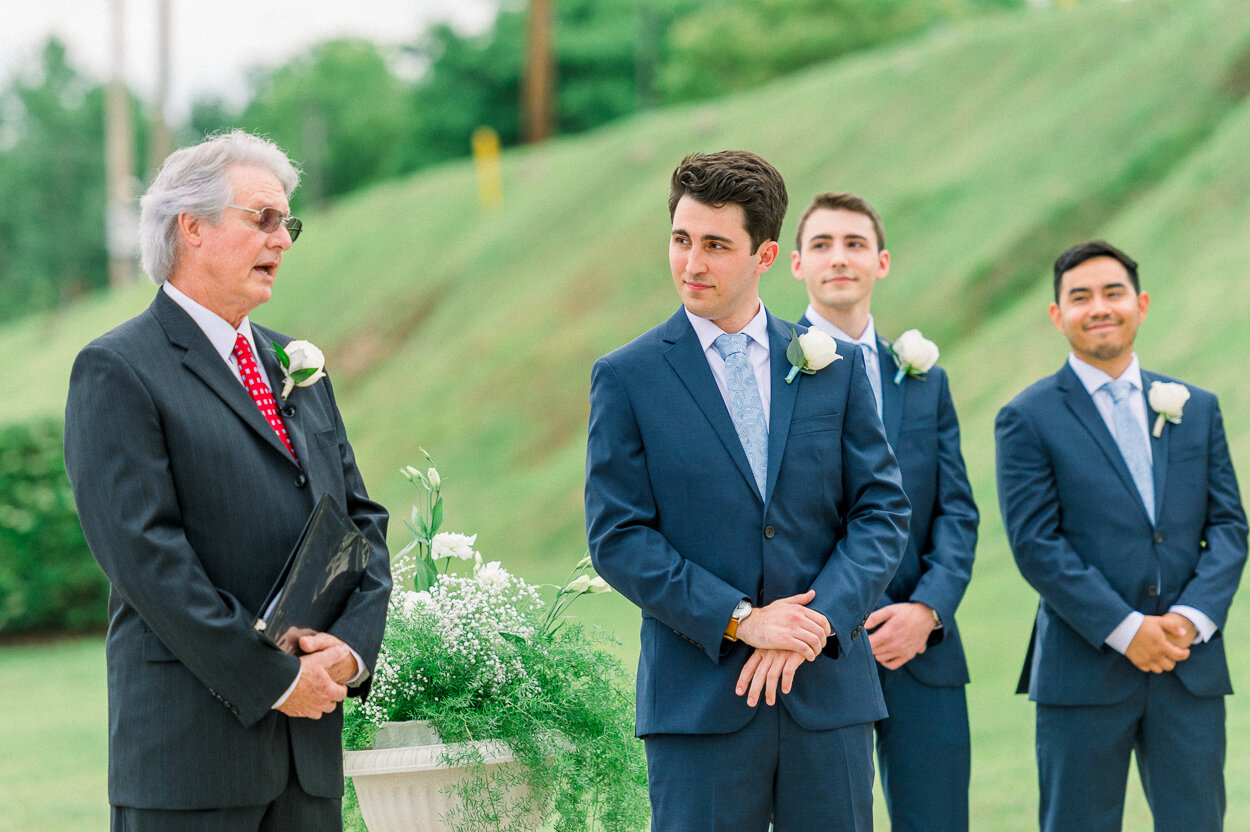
{"left": 232, "top": 333, "right": 298, "bottom": 462}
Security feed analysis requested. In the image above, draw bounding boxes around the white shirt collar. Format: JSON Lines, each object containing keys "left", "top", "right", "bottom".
{"left": 685, "top": 301, "right": 771, "bottom": 354}
{"left": 1067, "top": 352, "right": 1144, "bottom": 396}
{"left": 162, "top": 281, "right": 256, "bottom": 362}
{"left": 803, "top": 305, "right": 877, "bottom": 354}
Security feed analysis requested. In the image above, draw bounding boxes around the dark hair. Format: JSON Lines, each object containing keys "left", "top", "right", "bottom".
{"left": 1053, "top": 240, "right": 1139, "bottom": 301}
{"left": 794, "top": 191, "right": 886, "bottom": 252}
{"left": 668, "top": 151, "right": 788, "bottom": 253}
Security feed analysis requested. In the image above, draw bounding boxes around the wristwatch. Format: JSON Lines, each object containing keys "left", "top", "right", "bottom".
{"left": 929, "top": 606, "right": 942, "bottom": 629}
{"left": 724, "top": 599, "right": 753, "bottom": 642}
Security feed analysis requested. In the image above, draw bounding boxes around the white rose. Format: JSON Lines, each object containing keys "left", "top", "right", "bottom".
{"left": 893, "top": 329, "right": 939, "bottom": 374}
{"left": 426, "top": 467, "right": 441, "bottom": 490}
{"left": 278, "top": 339, "right": 327, "bottom": 399}
{"left": 566, "top": 574, "right": 593, "bottom": 593}
{"left": 797, "top": 328, "right": 842, "bottom": 371}
{"left": 1148, "top": 381, "right": 1190, "bottom": 437}
{"left": 431, "top": 531, "right": 478, "bottom": 561}
{"left": 585, "top": 576, "right": 612, "bottom": 595}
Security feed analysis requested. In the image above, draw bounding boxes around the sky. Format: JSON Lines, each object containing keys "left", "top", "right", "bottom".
{"left": 0, "top": 0, "right": 500, "bottom": 120}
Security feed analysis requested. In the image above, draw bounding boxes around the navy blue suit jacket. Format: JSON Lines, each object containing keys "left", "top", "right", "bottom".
{"left": 995, "top": 363, "right": 1247, "bottom": 705}
{"left": 801, "top": 319, "right": 978, "bottom": 689}
{"left": 585, "top": 308, "right": 910, "bottom": 737}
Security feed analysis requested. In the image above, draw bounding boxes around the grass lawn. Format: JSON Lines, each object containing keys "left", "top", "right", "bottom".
{"left": 0, "top": 638, "right": 109, "bottom": 831}
{"left": 8, "top": 580, "right": 1250, "bottom": 831}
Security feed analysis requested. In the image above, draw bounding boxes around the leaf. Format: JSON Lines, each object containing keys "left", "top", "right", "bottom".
{"left": 291, "top": 367, "right": 318, "bottom": 383}
{"left": 272, "top": 341, "right": 291, "bottom": 368}
{"left": 412, "top": 557, "right": 438, "bottom": 592}
{"left": 785, "top": 327, "right": 806, "bottom": 370}
{"left": 430, "top": 496, "right": 444, "bottom": 537}
{"left": 499, "top": 632, "right": 527, "bottom": 647}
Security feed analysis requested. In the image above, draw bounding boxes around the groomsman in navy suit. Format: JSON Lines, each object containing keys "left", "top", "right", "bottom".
{"left": 586, "top": 152, "right": 910, "bottom": 830}
{"left": 792, "top": 192, "right": 979, "bottom": 832}
{"left": 996, "top": 240, "right": 1247, "bottom": 832}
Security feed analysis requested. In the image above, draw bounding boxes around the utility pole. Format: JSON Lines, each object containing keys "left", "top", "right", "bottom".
{"left": 522, "top": 0, "right": 555, "bottom": 143}
{"left": 150, "top": 0, "right": 173, "bottom": 169}
{"left": 105, "top": 0, "right": 138, "bottom": 286}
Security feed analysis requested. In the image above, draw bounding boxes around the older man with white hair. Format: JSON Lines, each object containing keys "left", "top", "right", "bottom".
{"left": 64, "top": 131, "right": 391, "bottom": 832}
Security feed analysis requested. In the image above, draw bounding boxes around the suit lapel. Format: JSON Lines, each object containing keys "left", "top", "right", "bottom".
{"left": 661, "top": 310, "right": 761, "bottom": 501}
{"left": 765, "top": 313, "right": 799, "bottom": 504}
{"left": 1141, "top": 370, "right": 1169, "bottom": 518}
{"left": 1057, "top": 363, "right": 1151, "bottom": 525}
{"left": 152, "top": 292, "right": 299, "bottom": 467}
{"left": 877, "top": 334, "right": 903, "bottom": 447}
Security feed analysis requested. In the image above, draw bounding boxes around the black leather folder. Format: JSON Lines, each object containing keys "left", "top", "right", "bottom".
{"left": 253, "top": 493, "right": 372, "bottom": 654}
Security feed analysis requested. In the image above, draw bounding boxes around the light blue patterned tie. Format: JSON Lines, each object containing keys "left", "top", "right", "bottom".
{"left": 714, "top": 333, "right": 768, "bottom": 497}
{"left": 1104, "top": 379, "right": 1155, "bottom": 524}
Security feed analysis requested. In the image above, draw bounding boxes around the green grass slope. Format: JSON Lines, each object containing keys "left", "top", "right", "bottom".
{"left": 6, "top": 0, "right": 1250, "bottom": 827}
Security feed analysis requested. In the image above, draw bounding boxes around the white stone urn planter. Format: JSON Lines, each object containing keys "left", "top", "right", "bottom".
{"left": 344, "top": 720, "right": 537, "bottom": 832}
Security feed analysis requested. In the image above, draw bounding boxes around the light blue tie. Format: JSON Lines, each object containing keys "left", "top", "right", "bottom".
{"left": 859, "top": 342, "right": 883, "bottom": 419}
{"left": 714, "top": 333, "right": 768, "bottom": 497}
{"left": 1104, "top": 379, "right": 1155, "bottom": 523}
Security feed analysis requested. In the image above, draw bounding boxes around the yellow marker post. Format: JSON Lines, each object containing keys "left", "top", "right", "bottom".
{"left": 471, "top": 126, "right": 503, "bottom": 212}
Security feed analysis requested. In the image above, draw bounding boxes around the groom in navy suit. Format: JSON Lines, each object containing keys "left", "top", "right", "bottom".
{"left": 792, "top": 192, "right": 978, "bottom": 832}
{"left": 996, "top": 240, "right": 1247, "bottom": 832}
{"left": 585, "top": 151, "right": 910, "bottom": 831}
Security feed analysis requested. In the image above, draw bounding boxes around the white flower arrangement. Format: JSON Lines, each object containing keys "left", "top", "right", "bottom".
{"left": 343, "top": 453, "right": 647, "bottom": 832}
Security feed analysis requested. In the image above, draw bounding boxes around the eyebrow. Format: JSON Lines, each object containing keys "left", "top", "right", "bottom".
{"left": 672, "top": 228, "right": 735, "bottom": 245}
{"left": 1066, "top": 281, "right": 1130, "bottom": 297}
{"left": 806, "top": 232, "right": 869, "bottom": 244}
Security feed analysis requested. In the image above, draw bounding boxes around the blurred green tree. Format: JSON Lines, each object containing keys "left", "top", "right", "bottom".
{"left": 0, "top": 39, "right": 146, "bottom": 323}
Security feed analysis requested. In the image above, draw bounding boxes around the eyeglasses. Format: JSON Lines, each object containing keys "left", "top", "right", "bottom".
{"left": 227, "top": 204, "right": 303, "bottom": 242}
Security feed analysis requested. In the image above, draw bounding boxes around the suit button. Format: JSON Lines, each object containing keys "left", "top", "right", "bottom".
{"left": 1153, "top": 532, "right": 1164, "bottom": 543}
{"left": 852, "top": 626, "right": 861, "bottom": 639}
{"left": 763, "top": 526, "right": 776, "bottom": 539}
{"left": 1147, "top": 585, "right": 1159, "bottom": 597}
{"left": 294, "top": 473, "right": 307, "bottom": 488}
{"left": 281, "top": 404, "right": 297, "bottom": 418}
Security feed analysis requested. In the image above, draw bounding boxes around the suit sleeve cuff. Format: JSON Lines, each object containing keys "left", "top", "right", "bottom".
{"left": 272, "top": 665, "right": 301, "bottom": 709}
{"left": 1169, "top": 605, "right": 1217, "bottom": 644}
{"left": 1105, "top": 611, "right": 1144, "bottom": 655}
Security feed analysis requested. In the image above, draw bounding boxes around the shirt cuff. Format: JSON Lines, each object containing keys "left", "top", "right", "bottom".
{"left": 345, "top": 646, "right": 370, "bottom": 687}
{"left": 272, "top": 666, "right": 301, "bottom": 709}
{"left": 1105, "top": 611, "right": 1145, "bottom": 655}
{"left": 1169, "top": 605, "right": 1216, "bottom": 644}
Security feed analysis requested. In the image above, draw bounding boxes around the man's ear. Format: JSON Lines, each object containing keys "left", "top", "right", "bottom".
{"left": 755, "top": 240, "right": 780, "bottom": 274}
{"left": 178, "top": 213, "right": 203, "bottom": 248}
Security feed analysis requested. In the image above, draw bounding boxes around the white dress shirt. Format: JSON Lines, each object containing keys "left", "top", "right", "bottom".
{"left": 803, "top": 305, "right": 883, "bottom": 419}
{"left": 162, "top": 282, "right": 367, "bottom": 706}
{"left": 1066, "top": 353, "right": 1216, "bottom": 652}
{"left": 685, "top": 302, "right": 772, "bottom": 428}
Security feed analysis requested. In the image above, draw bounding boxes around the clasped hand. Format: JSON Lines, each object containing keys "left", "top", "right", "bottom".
{"left": 1125, "top": 612, "right": 1195, "bottom": 674}
{"left": 733, "top": 590, "right": 831, "bottom": 707}
{"left": 864, "top": 602, "right": 937, "bottom": 670}
{"left": 276, "top": 632, "right": 359, "bottom": 719}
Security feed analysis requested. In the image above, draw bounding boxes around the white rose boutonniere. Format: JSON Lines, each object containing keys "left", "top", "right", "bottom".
{"left": 785, "top": 326, "right": 843, "bottom": 383}
{"left": 890, "top": 329, "right": 939, "bottom": 384}
{"left": 273, "top": 339, "right": 327, "bottom": 400}
{"left": 1147, "top": 380, "right": 1190, "bottom": 437}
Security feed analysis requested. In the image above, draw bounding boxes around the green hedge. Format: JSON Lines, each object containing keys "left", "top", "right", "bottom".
{"left": 0, "top": 418, "right": 107, "bottom": 635}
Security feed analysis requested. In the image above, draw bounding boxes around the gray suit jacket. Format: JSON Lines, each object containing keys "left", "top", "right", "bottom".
{"left": 64, "top": 290, "right": 391, "bottom": 809}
